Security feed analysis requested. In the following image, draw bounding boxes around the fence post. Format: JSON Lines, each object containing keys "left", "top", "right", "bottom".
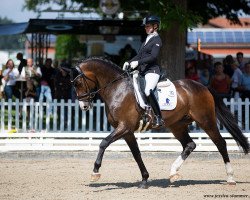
{"left": 74, "top": 100, "right": 79, "bottom": 132}
{"left": 60, "top": 99, "right": 65, "bottom": 132}
{"left": 244, "top": 98, "right": 249, "bottom": 132}
{"left": 22, "top": 100, "right": 27, "bottom": 132}
{"left": 67, "top": 99, "right": 72, "bottom": 132}
{"left": 96, "top": 100, "right": 101, "bottom": 132}
{"left": 29, "top": 99, "right": 34, "bottom": 130}
{"left": 1, "top": 99, "right": 5, "bottom": 132}
{"left": 52, "top": 99, "right": 57, "bottom": 132}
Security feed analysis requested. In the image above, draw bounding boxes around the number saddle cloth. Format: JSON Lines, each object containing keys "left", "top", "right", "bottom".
{"left": 132, "top": 70, "right": 177, "bottom": 111}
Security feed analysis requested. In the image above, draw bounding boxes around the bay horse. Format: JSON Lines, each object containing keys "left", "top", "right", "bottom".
{"left": 71, "top": 57, "right": 249, "bottom": 189}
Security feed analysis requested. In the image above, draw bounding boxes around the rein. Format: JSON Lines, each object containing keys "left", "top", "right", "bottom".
{"left": 72, "top": 66, "right": 131, "bottom": 102}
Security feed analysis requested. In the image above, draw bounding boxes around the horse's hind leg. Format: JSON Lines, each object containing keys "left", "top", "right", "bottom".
{"left": 169, "top": 124, "right": 196, "bottom": 183}
{"left": 201, "top": 123, "right": 236, "bottom": 185}
{"left": 124, "top": 134, "right": 149, "bottom": 189}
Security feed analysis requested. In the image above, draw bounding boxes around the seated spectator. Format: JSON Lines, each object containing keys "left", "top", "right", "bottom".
{"left": 1, "top": 59, "right": 19, "bottom": 100}
{"left": 185, "top": 66, "right": 200, "bottom": 82}
{"left": 20, "top": 58, "right": 42, "bottom": 101}
{"left": 209, "top": 62, "right": 231, "bottom": 99}
{"left": 238, "top": 62, "right": 250, "bottom": 99}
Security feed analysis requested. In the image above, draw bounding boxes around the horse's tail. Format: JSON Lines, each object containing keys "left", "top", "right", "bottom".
{"left": 208, "top": 87, "right": 250, "bottom": 154}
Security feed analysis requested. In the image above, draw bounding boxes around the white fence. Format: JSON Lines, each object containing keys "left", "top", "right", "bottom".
{"left": 1, "top": 98, "right": 250, "bottom": 133}
{"left": 0, "top": 132, "right": 249, "bottom": 152}
{"left": 0, "top": 98, "right": 249, "bottom": 152}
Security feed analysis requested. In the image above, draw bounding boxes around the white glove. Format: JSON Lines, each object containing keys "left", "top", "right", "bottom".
{"left": 130, "top": 61, "right": 138, "bottom": 69}
{"left": 122, "top": 62, "right": 129, "bottom": 70}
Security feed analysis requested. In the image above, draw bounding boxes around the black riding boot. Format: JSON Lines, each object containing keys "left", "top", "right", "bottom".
{"left": 146, "top": 90, "right": 164, "bottom": 128}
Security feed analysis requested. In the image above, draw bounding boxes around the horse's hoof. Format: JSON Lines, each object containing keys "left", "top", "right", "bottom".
{"left": 90, "top": 173, "right": 101, "bottom": 182}
{"left": 138, "top": 181, "right": 149, "bottom": 189}
{"left": 169, "top": 173, "right": 181, "bottom": 183}
{"left": 227, "top": 180, "right": 236, "bottom": 185}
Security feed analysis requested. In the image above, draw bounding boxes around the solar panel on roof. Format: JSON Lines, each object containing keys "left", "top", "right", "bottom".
{"left": 244, "top": 31, "right": 250, "bottom": 41}
{"left": 234, "top": 31, "right": 244, "bottom": 42}
{"left": 214, "top": 32, "right": 224, "bottom": 43}
{"left": 188, "top": 30, "right": 250, "bottom": 44}
{"left": 205, "top": 32, "right": 215, "bottom": 42}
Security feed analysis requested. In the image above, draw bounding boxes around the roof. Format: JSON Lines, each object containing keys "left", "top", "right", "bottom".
{"left": 206, "top": 17, "right": 250, "bottom": 29}
{"left": 188, "top": 28, "right": 250, "bottom": 44}
{"left": 0, "top": 19, "right": 144, "bottom": 36}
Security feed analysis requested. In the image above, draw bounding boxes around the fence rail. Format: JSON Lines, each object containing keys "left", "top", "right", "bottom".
{"left": 0, "top": 132, "right": 249, "bottom": 152}
{"left": 0, "top": 98, "right": 250, "bottom": 152}
{"left": 0, "top": 98, "right": 249, "bottom": 133}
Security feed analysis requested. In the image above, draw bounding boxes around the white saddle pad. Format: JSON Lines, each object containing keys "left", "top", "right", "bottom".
{"left": 132, "top": 71, "right": 177, "bottom": 110}
{"left": 157, "top": 80, "right": 177, "bottom": 110}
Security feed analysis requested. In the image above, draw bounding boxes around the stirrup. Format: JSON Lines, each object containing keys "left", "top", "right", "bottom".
{"left": 152, "top": 116, "right": 164, "bottom": 129}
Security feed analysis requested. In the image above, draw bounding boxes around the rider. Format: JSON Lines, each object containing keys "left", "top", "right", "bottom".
{"left": 123, "top": 15, "right": 163, "bottom": 128}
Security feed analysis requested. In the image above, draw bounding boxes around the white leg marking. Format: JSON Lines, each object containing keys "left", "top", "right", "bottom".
{"left": 170, "top": 155, "right": 184, "bottom": 176}
{"left": 225, "top": 162, "right": 236, "bottom": 184}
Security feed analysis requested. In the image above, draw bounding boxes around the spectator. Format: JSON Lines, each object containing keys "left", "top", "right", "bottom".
{"left": 1, "top": 59, "right": 19, "bottom": 100}
{"left": 185, "top": 66, "right": 200, "bottom": 82}
{"left": 209, "top": 62, "right": 231, "bottom": 99}
{"left": 54, "top": 66, "right": 71, "bottom": 100}
{"left": 119, "top": 44, "right": 137, "bottom": 67}
{"left": 16, "top": 52, "right": 27, "bottom": 74}
{"left": 231, "top": 61, "right": 243, "bottom": 99}
{"left": 199, "top": 68, "right": 210, "bottom": 86}
{"left": 223, "top": 55, "right": 234, "bottom": 78}
{"left": 39, "top": 58, "right": 55, "bottom": 102}
{"left": 236, "top": 52, "right": 245, "bottom": 72}
{"left": 238, "top": 62, "right": 250, "bottom": 99}
{"left": 20, "top": 58, "right": 42, "bottom": 101}
{"left": 24, "top": 80, "right": 36, "bottom": 102}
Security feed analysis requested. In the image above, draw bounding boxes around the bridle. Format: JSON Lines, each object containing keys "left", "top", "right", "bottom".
{"left": 71, "top": 65, "right": 130, "bottom": 103}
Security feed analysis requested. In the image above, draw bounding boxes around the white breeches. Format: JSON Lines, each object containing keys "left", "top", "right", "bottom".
{"left": 144, "top": 73, "right": 160, "bottom": 96}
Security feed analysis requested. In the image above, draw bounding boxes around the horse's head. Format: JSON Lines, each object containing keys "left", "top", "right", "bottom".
{"left": 71, "top": 63, "right": 97, "bottom": 111}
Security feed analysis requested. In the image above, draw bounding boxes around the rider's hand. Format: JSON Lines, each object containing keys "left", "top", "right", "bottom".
{"left": 130, "top": 61, "right": 138, "bottom": 69}
{"left": 122, "top": 62, "right": 129, "bottom": 70}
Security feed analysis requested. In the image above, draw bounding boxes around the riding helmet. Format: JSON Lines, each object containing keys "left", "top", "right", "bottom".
{"left": 142, "top": 15, "right": 161, "bottom": 26}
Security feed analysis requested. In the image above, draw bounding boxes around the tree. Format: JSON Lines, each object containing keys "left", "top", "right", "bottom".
{"left": 24, "top": 0, "right": 250, "bottom": 80}
{"left": 55, "top": 35, "right": 87, "bottom": 63}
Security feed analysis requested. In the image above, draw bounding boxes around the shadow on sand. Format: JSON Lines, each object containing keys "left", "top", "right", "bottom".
{"left": 89, "top": 179, "right": 249, "bottom": 191}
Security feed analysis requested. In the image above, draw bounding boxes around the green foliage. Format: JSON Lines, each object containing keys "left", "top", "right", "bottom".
{"left": 24, "top": 0, "right": 249, "bottom": 28}
{"left": 149, "top": 1, "right": 202, "bottom": 31}
{"left": 0, "top": 17, "right": 26, "bottom": 50}
{"left": 55, "top": 35, "right": 86, "bottom": 61}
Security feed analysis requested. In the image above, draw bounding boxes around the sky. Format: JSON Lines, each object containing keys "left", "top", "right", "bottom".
{"left": 0, "top": 0, "right": 39, "bottom": 23}
{"left": 0, "top": 0, "right": 99, "bottom": 23}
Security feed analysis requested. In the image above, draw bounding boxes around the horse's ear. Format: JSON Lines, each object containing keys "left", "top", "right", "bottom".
{"left": 61, "top": 66, "right": 71, "bottom": 72}
{"left": 70, "top": 67, "right": 79, "bottom": 82}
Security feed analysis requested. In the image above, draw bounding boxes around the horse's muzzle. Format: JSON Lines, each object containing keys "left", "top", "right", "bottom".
{"left": 79, "top": 101, "right": 93, "bottom": 111}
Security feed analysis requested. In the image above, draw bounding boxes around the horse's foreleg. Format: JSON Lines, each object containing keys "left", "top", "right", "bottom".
{"left": 91, "top": 127, "right": 127, "bottom": 182}
{"left": 124, "top": 134, "right": 149, "bottom": 189}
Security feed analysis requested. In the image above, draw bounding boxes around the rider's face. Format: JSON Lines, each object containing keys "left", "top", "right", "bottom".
{"left": 145, "top": 24, "right": 154, "bottom": 34}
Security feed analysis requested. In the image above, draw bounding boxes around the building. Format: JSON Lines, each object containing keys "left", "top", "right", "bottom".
{"left": 188, "top": 17, "right": 250, "bottom": 61}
